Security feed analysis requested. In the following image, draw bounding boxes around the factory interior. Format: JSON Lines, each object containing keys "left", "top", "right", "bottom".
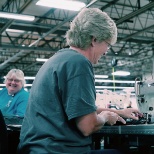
{"left": 0, "top": 0, "right": 154, "bottom": 154}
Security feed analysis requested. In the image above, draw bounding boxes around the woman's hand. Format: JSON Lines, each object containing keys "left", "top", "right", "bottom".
{"left": 118, "top": 108, "right": 143, "bottom": 120}
{"left": 98, "top": 111, "right": 126, "bottom": 125}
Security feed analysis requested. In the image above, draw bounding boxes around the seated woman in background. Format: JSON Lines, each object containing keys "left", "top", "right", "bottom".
{"left": 0, "top": 69, "right": 29, "bottom": 117}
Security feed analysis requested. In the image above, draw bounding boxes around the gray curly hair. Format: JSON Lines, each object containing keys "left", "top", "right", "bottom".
{"left": 66, "top": 8, "right": 117, "bottom": 49}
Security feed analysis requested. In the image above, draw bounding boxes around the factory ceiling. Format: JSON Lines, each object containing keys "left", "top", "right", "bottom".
{"left": 0, "top": 0, "right": 154, "bottom": 89}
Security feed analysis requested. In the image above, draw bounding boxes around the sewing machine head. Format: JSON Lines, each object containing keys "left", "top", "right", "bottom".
{"left": 135, "top": 79, "right": 154, "bottom": 123}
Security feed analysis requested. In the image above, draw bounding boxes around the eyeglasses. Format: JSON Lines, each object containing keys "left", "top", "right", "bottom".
{"left": 104, "top": 40, "right": 112, "bottom": 50}
{"left": 7, "top": 78, "right": 21, "bottom": 83}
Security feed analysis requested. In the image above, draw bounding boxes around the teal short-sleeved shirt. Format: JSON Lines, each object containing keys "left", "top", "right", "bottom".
{"left": 0, "top": 88, "right": 29, "bottom": 117}
{"left": 18, "top": 49, "right": 97, "bottom": 154}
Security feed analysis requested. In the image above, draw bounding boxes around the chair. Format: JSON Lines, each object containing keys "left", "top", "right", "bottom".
{"left": 0, "top": 110, "right": 8, "bottom": 154}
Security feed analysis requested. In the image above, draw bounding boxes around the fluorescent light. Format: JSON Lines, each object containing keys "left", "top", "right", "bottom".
{"left": 112, "top": 71, "right": 130, "bottom": 76}
{"left": 0, "top": 83, "right": 32, "bottom": 87}
{"left": 24, "top": 84, "right": 32, "bottom": 87}
{"left": 24, "top": 77, "right": 35, "bottom": 80}
{"left": 95, "top": 79, "right": 135, "bottom": 83}
{"left": 96, "top": 90, "right": 135, "bottom": 94}
{"left": 6, "top": 29, "right": 25, "bottom": 33}
{"left": 36, "top": 58, "right": 48, "bottom": 62}
{"left": 0, "top": 12, "right": 35, "bottom": 21}
{"left": 0, "top": 84, "right": 5, "bottom": 86}
{"left": 36, "top": 0, "right": 86, "bottom": 11}
{"left": 0, "top": 86, "right": 29, "bottom": 91}
{"left": 3, "top": 76, "right": 35, "bottom": 80}
{"left": 95, "top": 75, "right": 108, "bottom": 79}
{"left": 95, "top": 86, "right": 134, "bottom": 90}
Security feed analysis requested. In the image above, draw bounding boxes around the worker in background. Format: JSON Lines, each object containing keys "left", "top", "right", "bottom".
{"left": 0, "top": 69, "right": 29, "bottom": 117}
{"left": 18, "top": 8, "right": 142, "bottom": 154}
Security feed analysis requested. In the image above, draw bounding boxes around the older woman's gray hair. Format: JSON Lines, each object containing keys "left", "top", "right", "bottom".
{"left": 4, "top": 69, "right": 26, "bottom": 87}
{"left": 65, "top": 8, "right": 117, "bottom": 49}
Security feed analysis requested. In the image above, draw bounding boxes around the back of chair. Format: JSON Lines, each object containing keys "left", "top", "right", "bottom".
{"left": 0, "top": 110, "right": 8, "bottom": 154}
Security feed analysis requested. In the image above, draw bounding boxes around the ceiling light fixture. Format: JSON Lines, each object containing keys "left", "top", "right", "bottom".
{"left": 24, "top": 84, "right": 32, "bottom": 87}
{"left": 112, "top": 71, "right": 130, "bottom": 76}
{"left": 0, "top": 84, "right": 5, "bottom": 86}
{"left": 24, "top": 77, "right": 35, "bottom": 80}
{"left": 95, "top": 75, "right": 108, "bottom": 79}
{"left": 36, "top": 0, "right": 86, "bottom": 11}
{"left": 6, "top": 29, "right": 25, "bottom": 33}
{"left": 3, "top": 76, "right": 35, "bottom": 80}
{"left": 96, "top": 90, "right": 135, "bottom": 94}
{"left": 0, "top": 12, "right": 35, "bottom": 21}
{"left": 95, "top": 79, "right": 135, "bottom": 83}
{"left": 0, "top": 83, "right": 32, "bottom": 87}
{"left": 95, "top": 86, "right": 134, "bottom": 90}
{"left": 36, "top": 58, "right": 48, "bottom": 62}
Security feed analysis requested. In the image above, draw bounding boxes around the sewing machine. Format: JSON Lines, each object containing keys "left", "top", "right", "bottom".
{"left": 93, "top": 63, "right": 154, "bottom": 153}
{"left": 135, "top": 77, "right": 154, "bottom": 124}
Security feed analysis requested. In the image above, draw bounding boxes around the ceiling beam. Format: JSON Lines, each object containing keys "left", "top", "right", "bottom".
{"left": 118, "top": 24, "right": 154, "bottom": 42}
{"left": 28, "top": 0, "right": 98, "bottom": 47}
{"left": 0, "top": 44, "right": 56, "bottom": 52}
{"left": 116, "top": 1, "right": 154, "bottom": 25}
{"left": 0, "top": 0, "right": 32, "bottom": 34}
